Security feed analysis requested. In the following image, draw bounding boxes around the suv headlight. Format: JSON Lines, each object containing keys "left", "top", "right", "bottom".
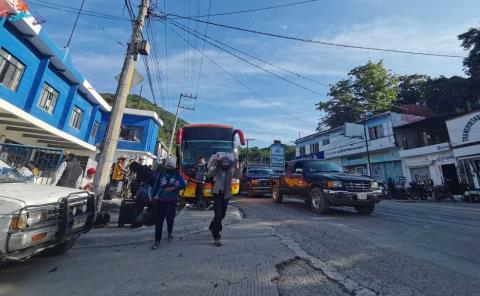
{"left": 371, "top": 181, "right": 379, "bottom": 190}
{"left": 10, "top": 209, "right": 43, "bottom": 230}
{"left": 327, "top": 180, "right": 343, "bottom": 189}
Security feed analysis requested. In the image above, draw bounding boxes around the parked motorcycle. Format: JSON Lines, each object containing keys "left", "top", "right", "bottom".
{"left": 386, "top": 178, "right": 411, "bottom": 200}
{"left": 432, "top": 185, "right": 456, "bottom": 202}
{"left": 407, "top": 180, "right": 433, "bottom": 200}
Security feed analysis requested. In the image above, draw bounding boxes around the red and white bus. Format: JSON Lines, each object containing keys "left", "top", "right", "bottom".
{"left": 175, "top": 124, "right": 245, "bottom": 203}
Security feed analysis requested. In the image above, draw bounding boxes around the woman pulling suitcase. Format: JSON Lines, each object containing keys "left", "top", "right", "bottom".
{"left": 151, "top": 157, "right": 186, "bottom": 250}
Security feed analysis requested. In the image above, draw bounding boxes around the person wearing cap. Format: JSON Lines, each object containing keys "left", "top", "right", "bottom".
{"left": 150, "top": 157, "right": 186, "bottom": 250}
{"left": 207, "top": 153, "right": 240, "bottom": 246}
{"left": 81, "top": 168, "right": 96, "bottom": 192}
{"left": 108, "top": 155, "right": 128, "bottom": 198}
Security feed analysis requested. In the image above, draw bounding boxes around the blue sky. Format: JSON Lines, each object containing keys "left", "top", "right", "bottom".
{"left": 27, "top": 0, "right": 480, "bottom": 147}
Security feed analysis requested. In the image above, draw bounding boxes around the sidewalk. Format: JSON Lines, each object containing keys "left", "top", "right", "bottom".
{"left": 76, "top": 200, "right": 243, "bottom": 248}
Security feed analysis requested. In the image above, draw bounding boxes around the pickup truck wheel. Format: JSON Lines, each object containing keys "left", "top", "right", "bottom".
{"left": 355, "top": 204, "right": 375, "bottom": 215}
{"left": 272, "top": 184, "right": 283, "bottom": 203}
{"left": 41, "top": 238, "right": 77, "bottom": 257}
{"left": 310, "top": 188, "right": 329, "bottom": 214}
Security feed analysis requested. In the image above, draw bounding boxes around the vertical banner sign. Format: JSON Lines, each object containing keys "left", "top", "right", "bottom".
{"left": 270, "top": 143, "right": 285, "bottom": 173}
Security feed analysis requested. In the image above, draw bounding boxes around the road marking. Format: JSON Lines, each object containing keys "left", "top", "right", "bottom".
{"left": 275, "top": 232, "right": 378, "bottom": 296}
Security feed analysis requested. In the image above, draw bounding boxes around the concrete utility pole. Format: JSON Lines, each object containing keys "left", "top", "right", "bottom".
{"left": 245, "top": 138, "right": 255, "bottom": 165}
{"left": 167, "top": 93, "right": 196, "bottom": 156}
{"left": 93, "top": 0, "right": 150, "bottom": 205}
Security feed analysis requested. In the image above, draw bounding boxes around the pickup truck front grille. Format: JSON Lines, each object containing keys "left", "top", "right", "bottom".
{"left": 258, "top": 179, "right": 270, "bottom": 186}
{"left": 343, "top": 181, "right": 371, "bottom": 192}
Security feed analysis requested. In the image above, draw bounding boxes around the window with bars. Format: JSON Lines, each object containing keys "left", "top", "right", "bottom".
{"left": 90, "top": 121, "right": 100, "bottom": 138}
{"left": 368, "top": 125, "right": 385, "bottom": 140}
{"left": 309, "top": 143, "right": 319, "bottom": 153}
{"left": 0, "top": 48, "right": 25, "bottom": 92}
{"left": 299, "top": 146, "right": 306, "bottom": 156}
{"left": 119, "top": 125, "right": 144, "bottom": 142}
{"left": 38, "top": 83, "right": 59, "bottom": 114}
{"left": 70, "top": 106, "right": 84, "bottom": 129}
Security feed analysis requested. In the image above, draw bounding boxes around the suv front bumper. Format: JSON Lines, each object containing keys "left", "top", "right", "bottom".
{"left": 323, "top": 189, "right": 383, "bottom": 206}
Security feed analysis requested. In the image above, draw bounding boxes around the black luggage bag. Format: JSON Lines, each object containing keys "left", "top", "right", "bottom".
{"left": 118, "top": 199, "right": 139, "bottom": 227}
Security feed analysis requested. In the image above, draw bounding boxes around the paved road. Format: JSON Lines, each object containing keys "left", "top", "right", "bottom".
{"left": 1, "top": 197, "right": 479, "bottom": 296}
{"left": 237, "top": 197, "right": 480, "bottom": 296}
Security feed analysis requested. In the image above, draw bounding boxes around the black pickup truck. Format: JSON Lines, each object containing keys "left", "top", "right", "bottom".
{"left": 271, "top": 159, "right": 382, "bottom": 215}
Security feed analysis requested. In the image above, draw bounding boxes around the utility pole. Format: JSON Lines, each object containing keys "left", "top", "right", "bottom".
{"left": 363, "top": 112, "right": 373, "bottom": 177}
{"left": 93, "top": 0, "right": 150, "bottom": 205}
{"left": 167, "top": 93, "right": 196, "bottom": 156}
{"left": 245, "top": 138, "right": 255, "bottom": 166}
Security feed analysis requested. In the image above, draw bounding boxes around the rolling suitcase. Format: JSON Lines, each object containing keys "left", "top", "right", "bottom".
{"left": 118, "top": 199, "right": 138, "bottom": 227}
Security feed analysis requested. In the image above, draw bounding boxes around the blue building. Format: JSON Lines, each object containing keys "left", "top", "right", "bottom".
{"left": 0, "top": 13, "right": 163, "bottom": 177}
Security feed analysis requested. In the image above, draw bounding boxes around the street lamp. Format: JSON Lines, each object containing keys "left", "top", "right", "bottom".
{"left": 363, "top": 112, "right": 373, "bottom": 177}
{"left": 246, "top": 138, "right": 255, "bottom": 165}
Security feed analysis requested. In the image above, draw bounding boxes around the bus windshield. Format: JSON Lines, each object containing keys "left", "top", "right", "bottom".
{"left": 182, "top": 140, "right": 234, "bottom": 165}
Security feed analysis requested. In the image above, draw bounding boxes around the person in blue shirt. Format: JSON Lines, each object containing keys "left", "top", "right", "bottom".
{"left": 150, "top": 157, "right": 186, "bottom": 250}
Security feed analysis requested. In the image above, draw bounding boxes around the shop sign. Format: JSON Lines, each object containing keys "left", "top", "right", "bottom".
{"left": 270, "top": 143, "right": 285, "bottom": 173}
{"left": 447, "top": 111, "right": 480, "bottom": 146}
{"left": 436, "top": 155, "right": 455, "bottom": 163}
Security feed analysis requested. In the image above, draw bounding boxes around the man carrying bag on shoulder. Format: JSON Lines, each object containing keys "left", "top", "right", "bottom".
{"left": 207, "top": 153, "right": 240, "bottom": 247}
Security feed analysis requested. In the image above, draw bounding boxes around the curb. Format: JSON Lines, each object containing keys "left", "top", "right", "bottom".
{"left": 74, "top": 205, "right": 243, "bottom": 248}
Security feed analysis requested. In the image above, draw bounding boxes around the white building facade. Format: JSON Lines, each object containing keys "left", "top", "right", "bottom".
{"left": 447, "top": 111, "right": 480, "bottom": 189}
{"left": 296, "top": 112, "right": 425, "bottom": 183}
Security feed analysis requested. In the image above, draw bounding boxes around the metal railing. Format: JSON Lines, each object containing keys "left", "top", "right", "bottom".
{"left": 0, "top": 143, "right": 64, "bottom": 185}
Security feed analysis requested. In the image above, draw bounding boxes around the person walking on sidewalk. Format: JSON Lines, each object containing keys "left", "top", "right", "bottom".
{"left": 194, "top": 156, "right": 207, "bottom": 208}
{"left": 150, "top": 157, "right": 186, "bottom": 250}
{"left": 51, "top": 153, "right": 83, "bottom": 188}
{"left": 207, "top": 153, "right": 240, "bottom": 246}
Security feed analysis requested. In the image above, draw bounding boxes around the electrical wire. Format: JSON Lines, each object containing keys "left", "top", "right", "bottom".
{"left": 195, "top": 0, "right": 213, "bottom": 96}
{"left": 145, "top": 20, "right": 166, "bottom": 108}
{"left": 64, "top": 0, "right": 86, "bottom": 48}
{"left": 141, "top": 55, "right": 160, "bottom": 115}
{"left": 168, "top": 19, "right": 321, "bottom": 94}
{"left": 169, "top": 0, "right": 320, "bottom": 18}
{"left": 165, "top": 22, "right": 314, "bottom": 125}
{"left": 163, "top": 0, "right": 170, "bottom": 111}
{"left": 29, "top": 0, "right": 130, "bottom": 22}
{"left": 162, "top": 13, "right": 465, "bottom": 59}
{"left": 170, "top": 18, "right": 327, "bottom": 87}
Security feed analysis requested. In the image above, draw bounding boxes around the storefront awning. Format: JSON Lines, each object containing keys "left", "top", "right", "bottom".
{"left": 0, "top": 98, "right": 96, "bottom": 152}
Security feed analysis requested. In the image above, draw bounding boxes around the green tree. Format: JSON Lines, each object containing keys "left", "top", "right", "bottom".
{"left": 458, "top": 27, "right": 480, "bottom": 78}
{"left": 397, "top": 74, "right": 429, "bottom": 104}
{"left": 316, "top": 79, "right": 360, "bottom": 129}
{"left": 317, "top": 60, "right": 398, "bottom": 129}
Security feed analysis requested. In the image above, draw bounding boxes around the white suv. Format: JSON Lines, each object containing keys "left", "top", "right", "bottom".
{"left": 0, "top": 160, "right": 95, "bottom": 265}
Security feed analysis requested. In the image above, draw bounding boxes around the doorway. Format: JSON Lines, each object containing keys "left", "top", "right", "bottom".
{"left": 441, "top": 164, "right": 460, "bottom": 194}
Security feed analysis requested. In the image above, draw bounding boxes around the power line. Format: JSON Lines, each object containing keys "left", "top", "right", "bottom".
{"left": 145, "top": 19, "right": 167, "bottom": 108}
{"left": 169, "top": 0, "right": 320, "bottom": 18}
{"left": 170, "top": 18, "right": 327, "bottom": 87}
{"left": 141, "top": 55, "right": 160, "bottom": 115}
{"left": 163, "top": 0, "right": 170, "bottom": 111}
{"left": 168, "top": 19, "right": 321, "bottom": 94}
{"left": 161, "top": 13, "right": 465, "bottom": 59}
{"left": 64, "top": 0, "right": 86, "bottom": 48}
{"left": 195, "top": 0, "right": 213, "bottom": 96}
{"left": 165, "top": 22, "right": 314, "bottom": 125}
{"left": 29, "top": 0, "right": 130, "bottom": 22}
